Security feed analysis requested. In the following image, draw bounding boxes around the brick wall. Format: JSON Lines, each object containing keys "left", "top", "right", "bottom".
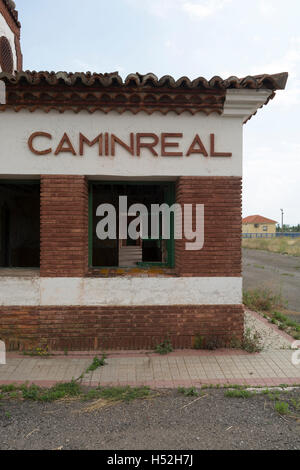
{"left": 0, "top": 304, "right": 244, "bottom": 351}
{"left": 175, "top": 176, "right": 242, "bottom": 277}
{"left": 40, "top": 175, "right": 88, "bottom": 277}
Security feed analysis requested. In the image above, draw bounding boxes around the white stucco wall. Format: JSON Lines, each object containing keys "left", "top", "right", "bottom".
{"left": 0, "top": 110, "right": 243, "bottom": 178}
{"left": 0, "top": 276, "right": 242, "bottom": 306}
{"left": 0, "top": 12, "right": 17, "bottom": 72}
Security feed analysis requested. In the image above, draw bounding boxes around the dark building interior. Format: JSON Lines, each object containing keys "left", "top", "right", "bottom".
{"left": 91, "top": 182, "right": 172, "bottom": 267}
{"left": 0, "top": 182, "right": 40, "bottom": 268}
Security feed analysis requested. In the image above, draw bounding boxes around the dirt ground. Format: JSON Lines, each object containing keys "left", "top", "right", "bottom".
{"left": 0, "top": 389, "right": 300, "bottom": 450}
{"left": 243, "top": 248, "right": 300, "bottom": 320}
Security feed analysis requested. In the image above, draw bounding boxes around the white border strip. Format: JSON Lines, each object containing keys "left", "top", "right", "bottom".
{"left": 0, "top": 277, "right": 242, "bottom": 306}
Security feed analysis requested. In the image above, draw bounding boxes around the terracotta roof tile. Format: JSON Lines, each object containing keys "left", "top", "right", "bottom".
{"left": 0, "top": 71, "right": 288, "bottom": 115}
{"left": 243, "top": 215, "right": 277, "bottom": 224}
{"left": 0, "top": 71, "right": 288, "bottom": 90}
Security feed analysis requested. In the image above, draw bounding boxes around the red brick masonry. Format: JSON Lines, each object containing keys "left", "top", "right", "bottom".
{"left": 0, "top": 305, "right": 244, "bottom": 351}
{"left": 176, "top": 176, "right": 242, "bottom": 276}
{"left": 39, "top": 175, "right": 241, "bottom": 278}
{"left": 40, "top": 175, "right": 88, "bottom": 277}
{"left": 2, "top": 175, "right": 243, "bottom": 351}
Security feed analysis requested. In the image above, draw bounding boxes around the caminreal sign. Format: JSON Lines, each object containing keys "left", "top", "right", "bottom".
{"left": 0, "top": 111, "right": 242, "bottom": 176}
{"left": 28, "top": 132, "right": 232, "bottom": 158}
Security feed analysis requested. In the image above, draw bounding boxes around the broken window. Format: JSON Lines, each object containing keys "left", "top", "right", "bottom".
{"left": 89, "top": 182, "right": 175, "bottom": 268}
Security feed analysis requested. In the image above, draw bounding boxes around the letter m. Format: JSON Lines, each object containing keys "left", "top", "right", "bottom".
{"left": 151, "top": 203, "right": 182, "bottom": 240}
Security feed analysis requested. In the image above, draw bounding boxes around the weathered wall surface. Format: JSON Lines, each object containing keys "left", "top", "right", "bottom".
{"left": 0, "top": 304, "right": 244, "bottom": 350}
{"left": 0, "top": 276, "right": 242, "bottom": 306}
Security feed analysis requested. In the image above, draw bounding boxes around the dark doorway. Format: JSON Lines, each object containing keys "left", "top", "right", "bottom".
{"left": 0, "top": 182, "right": 40, "bottom": 268}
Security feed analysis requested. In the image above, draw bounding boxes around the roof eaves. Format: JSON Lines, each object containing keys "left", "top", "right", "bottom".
{"left": 0, "top": 71, "right": 289, "bottom": 91}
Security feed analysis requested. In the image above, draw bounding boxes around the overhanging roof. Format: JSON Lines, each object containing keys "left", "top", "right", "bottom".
{"left": 0, "top": 71, "right": 288, "bottom": 117}
{"left": 0, "top": 70, "right": 288, "bottom": 89}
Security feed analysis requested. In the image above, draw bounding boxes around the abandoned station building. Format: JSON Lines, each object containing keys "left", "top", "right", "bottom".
{"left": 0, "top": 0, "right": 287, "bottom": 350}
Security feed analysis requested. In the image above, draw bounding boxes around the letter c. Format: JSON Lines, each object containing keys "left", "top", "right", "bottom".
{"left": 28, "top": 132, "right": 52, "bottom": 155}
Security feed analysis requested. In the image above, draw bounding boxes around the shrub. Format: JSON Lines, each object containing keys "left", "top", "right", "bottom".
{"left": 155, "top": 339, "right": 173, "bottom": 355}
{"left": 243, "top": 288, "right": 285, "bottom": 312}
{"left": 242, "top": 327, "right": 263, "bottom": 353}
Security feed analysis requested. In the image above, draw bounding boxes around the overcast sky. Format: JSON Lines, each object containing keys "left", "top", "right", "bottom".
{"left": 17, "top": 0, "right": 299, "bottom": 225}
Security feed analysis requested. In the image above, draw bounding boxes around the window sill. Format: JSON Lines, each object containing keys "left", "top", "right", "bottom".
{"left": 86, "top": 267, "right": 177, "bottom": 278}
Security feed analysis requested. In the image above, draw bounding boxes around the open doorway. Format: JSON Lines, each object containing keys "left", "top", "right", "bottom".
{"left": 0, "top": 182, "right": 40, "bottom": 268}
{"left": 89, "top": 182, "right": 175, "bottom": 268}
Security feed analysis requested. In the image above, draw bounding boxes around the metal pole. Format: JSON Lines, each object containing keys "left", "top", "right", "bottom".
{"left": 280, "top": 208, "right": 284, "bottom": 232}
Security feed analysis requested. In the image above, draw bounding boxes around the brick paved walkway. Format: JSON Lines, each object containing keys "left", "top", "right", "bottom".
{"left": 0, "top": 311, "right": 299, "bottom": 389}
{"left": 0, "top": 349, "right": 299, "bottom": 389}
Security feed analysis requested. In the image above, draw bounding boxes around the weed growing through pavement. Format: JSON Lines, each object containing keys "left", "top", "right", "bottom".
{"left": 85, "top": 354, "right": 107, "bottom": 373}
{"left": 193, "top": 335, "right": 204, "bottom": 350}
{"left": 22, "top": 346, "right": 51, "bottom": 357}
{"left": 155, "top": 339, "right": 173, "bottom": 355}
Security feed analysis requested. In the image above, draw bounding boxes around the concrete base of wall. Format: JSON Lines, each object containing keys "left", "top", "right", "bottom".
{"left": 0, "top": 304, "right": 244, "bottom": 351}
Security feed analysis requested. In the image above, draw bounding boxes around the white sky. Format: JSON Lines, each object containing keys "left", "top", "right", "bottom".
{"left": 17, "top": 0, "right": 300, "bottom": 225}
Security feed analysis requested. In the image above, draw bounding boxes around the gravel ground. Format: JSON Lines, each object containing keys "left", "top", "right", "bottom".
{"left": 1, "top": 389, "right": 300, "bottom": 450}
{"left": 243, "top": 248, "right": 300, "bottom": 315}
{"left": 244, "top": 310, "right": 292, "bottom": 350}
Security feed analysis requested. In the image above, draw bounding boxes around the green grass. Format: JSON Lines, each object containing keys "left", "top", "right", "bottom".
{"left": 0, "top": 381, "right": 82, "bottom": 402}
{"left": 178, "top": 387, "right": 199, "bottom": 397}
{"left": 224, "top": 389, "right": 254, "bottom": 398}
{"left": 82, "top": 386, "right": 151, "bottom": 402}
{"left": 21, "top": 381, "right": 82, "bottom": 402}
{"left": 0, "top": 382, "right": 152, "bottom": 403}
{"left": 291, "top": 398, "right": 300, "bottom": 412}
{"left": 274, "top": 401, "right": 290, "bottom": 415}
{"left": 242, "top": 237, "right": 300, "bottom": 256}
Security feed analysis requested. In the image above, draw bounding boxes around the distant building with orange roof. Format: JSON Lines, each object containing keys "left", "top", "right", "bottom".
{"left": 242, "top": 215, "right": 277, "bottom": 236}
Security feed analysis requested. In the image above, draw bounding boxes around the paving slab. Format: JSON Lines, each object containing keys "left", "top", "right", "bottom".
{"left": 0, "top": 310, "right": 299, "bottom": 388}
